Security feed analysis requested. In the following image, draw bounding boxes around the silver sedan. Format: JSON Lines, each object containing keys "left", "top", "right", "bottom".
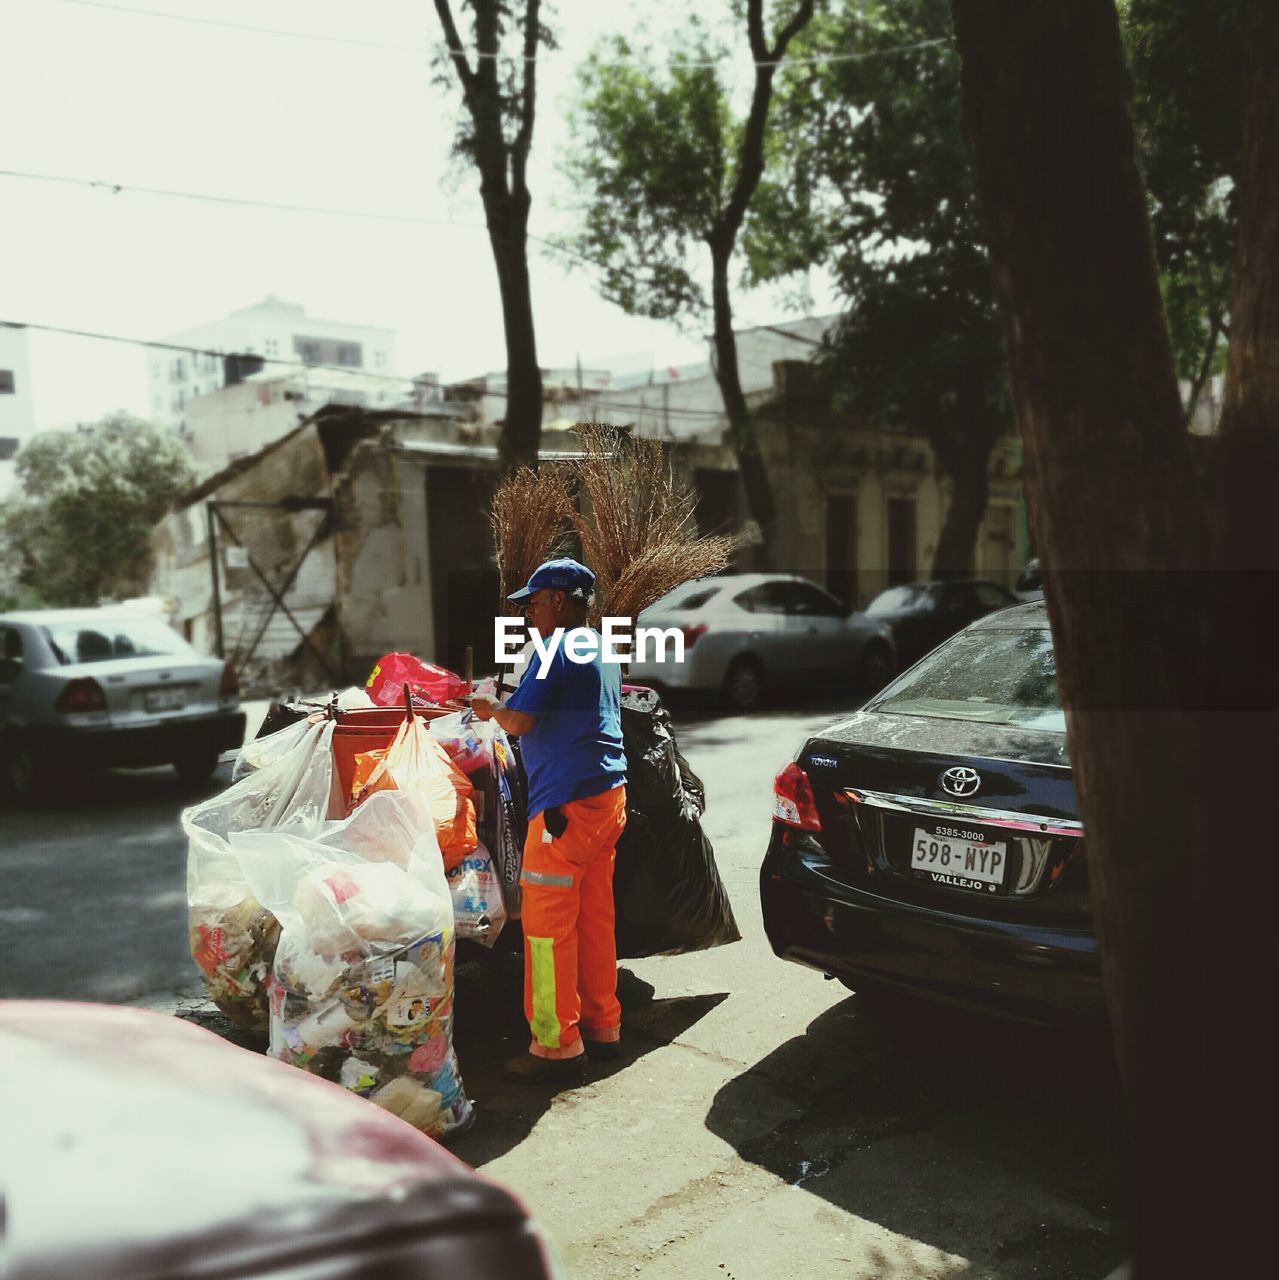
{"left": 0, "top": 607, "right": 245, "bottom": 799}
{"left": 626, "top": 574, "right": 895, "bottom": 712}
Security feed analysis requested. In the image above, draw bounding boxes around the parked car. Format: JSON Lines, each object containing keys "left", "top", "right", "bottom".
{"left": 0, "top": 1002, "right": 559, "bottom": 1280}
{"left": 866, "top": 578, "right": 1019, "bottom": 669}
{"left": 760, "top": 601, "right": 1101, "bottom": 1024}
{"left": 626, "top": 573, "right": 896, "bottom": 712}
{"left": 0, "top": 607, "right": 245, "bottom": 798}
{"left": 1015, "top": 558, "right": 1045, "bottom": 601}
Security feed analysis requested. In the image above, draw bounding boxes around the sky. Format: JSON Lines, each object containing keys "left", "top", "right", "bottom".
{"left": 0, "top": 0, "right": 834, "bottom": 430}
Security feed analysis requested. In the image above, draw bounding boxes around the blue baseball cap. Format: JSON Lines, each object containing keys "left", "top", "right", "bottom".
{"left": 507, "top": 557, "right": 596, "bottom": 604}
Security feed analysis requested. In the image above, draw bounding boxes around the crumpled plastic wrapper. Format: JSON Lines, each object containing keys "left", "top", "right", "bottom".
{"left": 445, "top": 840, "right": 506, "bottom": 947}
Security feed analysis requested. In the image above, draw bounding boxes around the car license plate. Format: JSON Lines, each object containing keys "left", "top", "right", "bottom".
{"left": 145, "top": 688, "right": 186, "bottom": 713}
{"left": 911, "top": 824, "right": 1007, "bottom": 892}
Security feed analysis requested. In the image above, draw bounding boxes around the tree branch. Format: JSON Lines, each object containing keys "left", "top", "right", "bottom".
{"left": 769, "top": 0, "right": 817, "bottom": 62}
{"left": 1185, "top": 253, "right": 1223, "bottom": 422}
{"left": 718, "top": 0, "right": 816, "bottom": 242}
{"left": 512, "top": 0, "right": 541, "bottom": 196}
{"left": 432, "top": 0, "right": 478, "bottom": 102}
{"left": 746, "top": 0, "right": 768, "bottom": 62}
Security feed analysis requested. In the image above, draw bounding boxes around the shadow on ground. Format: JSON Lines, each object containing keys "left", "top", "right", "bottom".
{"left": 448, "top": 954, "right": 727, "bottom": 1168}
{"left": 706, "top": 990, "right": 1127, "bottom": 1280}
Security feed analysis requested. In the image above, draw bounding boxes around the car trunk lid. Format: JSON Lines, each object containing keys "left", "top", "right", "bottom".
{"left": 794, "top": 710, "right": 1087, "bottom": 921}
{"left": 59, "top": 656, "right": 225, "bottom": 726}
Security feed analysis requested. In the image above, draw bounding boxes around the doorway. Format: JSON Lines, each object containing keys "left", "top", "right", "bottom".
{"left": 886, "top": 496, "right": 917, "bottom": 587}
{"left": 825, "top": 492, "right": 858, "bottom": 607}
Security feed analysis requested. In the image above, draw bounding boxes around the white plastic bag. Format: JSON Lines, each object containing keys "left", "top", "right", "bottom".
{"left": 233, "top": 791, "right": 472, "bottom": 1139}
{"left": 184, "top": 720, "right": 341, "bottom": 1031}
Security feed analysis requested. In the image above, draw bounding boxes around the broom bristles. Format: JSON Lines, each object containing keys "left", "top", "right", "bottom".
{"left": 490, "top": 423, "right": 743, "bottom": 632}
{"left": 490, "top": 465, "right": 575, "bottom": 612}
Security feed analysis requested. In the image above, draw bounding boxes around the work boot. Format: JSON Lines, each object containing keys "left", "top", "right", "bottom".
{"left": 503, "top": 1052, "right": 588, "bottom": 1086}
{"left": 582, "top": 1036, "right": 622, "bottom": 1061}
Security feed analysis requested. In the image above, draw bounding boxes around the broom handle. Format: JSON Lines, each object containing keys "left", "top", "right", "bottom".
{"left": 403, "top": 681, "right": 414, "bottom": 723}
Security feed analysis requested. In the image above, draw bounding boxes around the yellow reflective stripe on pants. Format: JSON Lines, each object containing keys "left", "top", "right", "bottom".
{"left": 527, "top": 934, "right": 561, "bottom": 1049}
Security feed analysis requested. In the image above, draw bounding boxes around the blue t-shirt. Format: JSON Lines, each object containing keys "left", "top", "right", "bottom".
{"left": 505, "top": 629, "right": 627, "bottom": 818}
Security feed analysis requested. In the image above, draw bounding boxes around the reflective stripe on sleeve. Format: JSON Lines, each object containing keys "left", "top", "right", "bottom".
{"left": 521, "top": 869, "right": 574, "bottom": 888}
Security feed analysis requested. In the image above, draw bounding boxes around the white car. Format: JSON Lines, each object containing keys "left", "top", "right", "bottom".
{"left": 0, "top": 607, "right": 245, "bottom": 798}
{"left": 626, "top": 574, "right": 895, "bottom": 712}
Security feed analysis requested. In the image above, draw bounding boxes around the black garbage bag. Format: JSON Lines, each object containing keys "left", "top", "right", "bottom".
{"left": 255, "top": 698, "right": 327, "bottom": 740}
{"left": 613, "top": 687, "right": 740, "bottom": 958}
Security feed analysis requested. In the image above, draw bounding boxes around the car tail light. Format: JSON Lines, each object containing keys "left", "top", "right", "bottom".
{"left": 56, "top": 677, "right": 107, "bottom": 714}
{"left": 1051, "top": 839, "right": 1086, "bottom": 882}
{"left": 773, "top": 761, "right": 822, "bottom": 831}
{"left": 680, "top": 623, "right": 708, "bottom": 649}
{"left": 219, "top": 661, "right": 240, "bottom": 699}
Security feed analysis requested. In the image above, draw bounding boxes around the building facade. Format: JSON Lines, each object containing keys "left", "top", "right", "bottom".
{"left": 146, "top": 297, "right": 398, "bottom": 436}
{"left": 184, "top": 366, "right": 439, "bottom": 475}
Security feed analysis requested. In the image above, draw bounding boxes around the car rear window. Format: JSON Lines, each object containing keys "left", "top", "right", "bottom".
{"left": 649, "top": 583, "right": 721, "bottom": 613}
{"left": 42, "top": 619, "right": 195, "bottom": 665}
{"left": 868, "top": 626, "right": 1065, "bottom": 732}
{"left": 867, "top": 585, "right": 935, "bottom": 615}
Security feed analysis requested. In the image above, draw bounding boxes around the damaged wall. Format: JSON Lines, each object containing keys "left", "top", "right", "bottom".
{"left": 150, "top": 413, "right": 394, "bottom": 696}
{"left": 332, "top": 430, "right": 437, "bottom": 684}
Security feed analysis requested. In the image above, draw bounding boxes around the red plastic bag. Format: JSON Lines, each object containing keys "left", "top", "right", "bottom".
{"left": 366, "top": 653, "right": 470, "bottom": 707}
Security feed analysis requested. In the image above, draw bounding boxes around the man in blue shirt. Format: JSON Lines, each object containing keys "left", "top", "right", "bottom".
{"left": 472, "top": 558, "right": 628, "bottom": 1085}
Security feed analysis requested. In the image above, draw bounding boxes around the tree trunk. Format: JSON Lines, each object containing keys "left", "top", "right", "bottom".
{"left": 486, "top": 193, "right": 543, "bottom": 472}
{"left": 952, "top": 1, "right": 1274, "bottom": 1273}
{"left": 930, "top": 434, "right": 992, "bottom": 578}
{"left": 710, "top": 240, "right": 777, "bottom": 567}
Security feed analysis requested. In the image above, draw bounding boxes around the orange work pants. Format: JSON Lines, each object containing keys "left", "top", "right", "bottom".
{"left": 520, "top": 785, "right": 627, "bottom": 1060}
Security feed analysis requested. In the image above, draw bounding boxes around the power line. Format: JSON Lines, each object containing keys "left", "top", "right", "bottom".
{"left": 44, "top": 0, "right": 950, "bottom": 70}
{"left": 0, "top": 318, "right": 419, "bottom": 387}
{"left": 0, "top": 166, "right": 987, "bottom": 346}
{"left": 0, "top": 166, "right": 667, "bottom": 297}
{"left": 0, "top": 314, "right": 788, "bottom": 424}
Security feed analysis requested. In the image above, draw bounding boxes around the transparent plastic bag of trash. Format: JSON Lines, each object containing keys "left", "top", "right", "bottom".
{"left": 183, "top": 719, "right": 343, "bottom": 1031}
{"left": 232, "top": 790, "right": 472, "bottom": 1139}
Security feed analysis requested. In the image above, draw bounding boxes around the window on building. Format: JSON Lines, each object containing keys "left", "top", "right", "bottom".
{"left": 293, "top": 336, "right": 363, "bottom": 368}
{"left": 172, "top": 357, "right": 186, "bottom": 382}
{"left": 0, "top": 437, "right": 18, "bottom": 461}
{"left": 0, "top": 369, "right": 15, "bottom": 394}
{"left": 265, "top": 338, "right": 279, "bottom": 357}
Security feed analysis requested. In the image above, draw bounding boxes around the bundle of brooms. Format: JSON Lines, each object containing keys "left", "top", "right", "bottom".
{"left": 489, "top": 422, "right": 739, "bottom": 627}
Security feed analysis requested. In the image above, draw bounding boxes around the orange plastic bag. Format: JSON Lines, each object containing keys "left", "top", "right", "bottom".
{"left": 350, "top": 718, "right": 477, "bottom": 871}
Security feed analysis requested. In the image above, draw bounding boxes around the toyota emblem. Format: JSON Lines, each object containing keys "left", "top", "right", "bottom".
{"left": 940, "top": 766, "right": 981, "bottom": 798}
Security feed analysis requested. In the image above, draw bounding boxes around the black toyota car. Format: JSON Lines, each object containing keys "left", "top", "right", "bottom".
{"left": 761, "top": 601, "right": 1101, "bottom": 1024}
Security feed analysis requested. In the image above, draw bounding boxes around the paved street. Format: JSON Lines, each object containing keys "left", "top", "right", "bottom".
{"left": 0, "top": 696, "right": 1126, "bottom": 1278}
